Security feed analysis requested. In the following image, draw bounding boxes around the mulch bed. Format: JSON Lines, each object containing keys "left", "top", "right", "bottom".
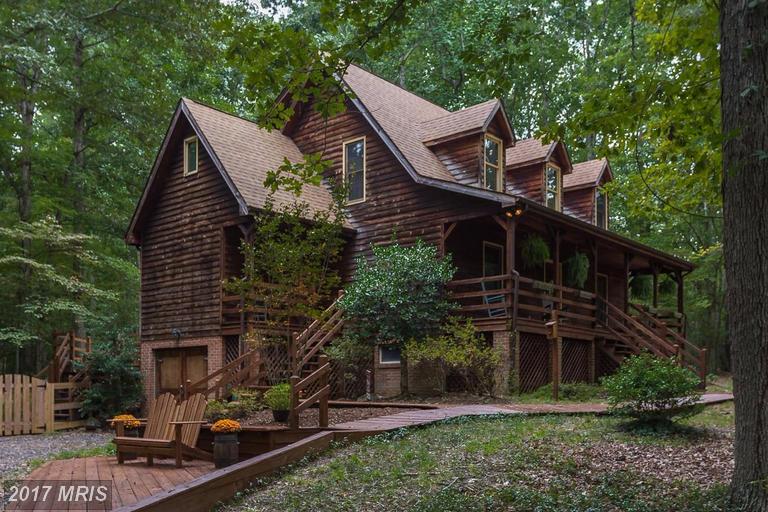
{"left": 242, "top": 407, "right": 420, "bottom": 428}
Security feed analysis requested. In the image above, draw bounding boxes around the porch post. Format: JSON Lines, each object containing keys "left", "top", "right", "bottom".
{"left": 652, "top": 266, "right": 659, "bottom": 308}
{"left": 675, "top": 270, "right": 684, "bottom": 316}
{"left": 505, "top": 217, "right": 515, "bottom": 274}
{"left": 623, "top": 253, "right": 631, "bottom": 313}
{"left": 554, "top": 230, "right": 562, "bottom": 309}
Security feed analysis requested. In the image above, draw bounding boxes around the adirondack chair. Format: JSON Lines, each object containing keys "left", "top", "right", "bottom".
{"left": 112, "top": 393, "right": 211, "bottom": 468}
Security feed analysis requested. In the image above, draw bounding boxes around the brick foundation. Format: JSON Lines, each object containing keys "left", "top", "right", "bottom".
{"left": 493, "top": 330, "right": 512, "bottom": 396}
{"left": 140, "top": 336, "right": 224, "bottom": 399}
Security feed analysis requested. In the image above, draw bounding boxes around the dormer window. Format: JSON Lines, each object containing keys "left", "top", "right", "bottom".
{"left": 483, "top": 135, "right": 503, "bottom": 191}
{"left": 183, "top": 136, "right": 198, "bottom": 176}
{"left": 595, "top": 188, "right": 608, "bottom": 228}
{"left": 343, "top": 137, "right": 366, "bottom": 203}
{"left": 544, "top": 165, "right": 561, "bottom": 211}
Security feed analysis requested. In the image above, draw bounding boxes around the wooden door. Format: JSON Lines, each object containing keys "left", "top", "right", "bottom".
{"left": 155, "top": 348, "right": 208, "bottom": 396}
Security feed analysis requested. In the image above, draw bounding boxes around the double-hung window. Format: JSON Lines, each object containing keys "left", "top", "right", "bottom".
{"left": 544, "top": 165, "right": 561, "bottom": 211}
{"left": 483, "top": 135, "right": 503, "bottom": 191}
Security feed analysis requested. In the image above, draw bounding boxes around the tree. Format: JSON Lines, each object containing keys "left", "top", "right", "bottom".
{"left": 720, "top": 0, "right": 768, "bottom": 508}
{"left": 224, "top": 185, "right": 346, "bottom": 342}
{"left": 339, "top": 240, "right": 456, "bottom": 393}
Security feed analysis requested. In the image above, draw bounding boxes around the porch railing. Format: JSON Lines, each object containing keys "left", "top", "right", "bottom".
{"left": 515, "top": 277, "right": 597, "bottom": 328}
{"left": 446, "top": 272, "right": 519, "bottom": 328}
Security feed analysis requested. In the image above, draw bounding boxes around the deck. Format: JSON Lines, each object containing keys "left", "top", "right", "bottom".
{"left": 7, "top": 456, "right": 213, "bottom": 510}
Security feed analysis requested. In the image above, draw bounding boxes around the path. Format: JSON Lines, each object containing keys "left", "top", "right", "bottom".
{"left": 331, "top": 393, "right": 734, "bottom": 431}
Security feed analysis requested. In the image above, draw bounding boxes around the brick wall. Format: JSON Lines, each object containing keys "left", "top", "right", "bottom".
{"left": 493, "top": 330, "right": 512, "bottom": 396}
{"left": 140, "top": 336, "right": 224, "bottom": 399}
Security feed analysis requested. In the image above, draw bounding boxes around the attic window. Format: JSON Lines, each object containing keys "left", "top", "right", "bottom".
{"left": 544, "top": 165, "right": 561, "bottom": 211}
{"left": 483, "top": 135, "right": 503, "bottom": 191}
{"left": 344, "top": 137, "right": 366, "bottom": 203}
{"left": 184, "top": 136, "right": 198, "bottom": 176}
{"left": 595, "top": 188, "right": 608, "bottom": 228}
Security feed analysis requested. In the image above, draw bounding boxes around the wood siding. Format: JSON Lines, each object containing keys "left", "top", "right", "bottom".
{"left": 564, "top": 187, "right": 595, "bottom": 223}
{"left": 288, "top": 99, "right": 501, "bottom": 277}
{"left": 507, "top": 162, "right": 544, "bottom": 201}
{"left": 432, "top": 135, "right": 482, "bottom": 186}
{"left": 139, "top": 123, "right": 242, "bottom": 342}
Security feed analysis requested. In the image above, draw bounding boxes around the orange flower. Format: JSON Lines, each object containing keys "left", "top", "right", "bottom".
{"left": 211, "top": 419, "right": 242, "bottom": 433}
{"left": 110, "top": 414, "right": 141, "bottom": 430}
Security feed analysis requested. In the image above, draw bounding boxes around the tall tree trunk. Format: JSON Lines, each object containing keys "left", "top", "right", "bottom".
{"left": 721, "top": 0, "right": 768, "bottom": 509}
{"left": 72, "top": 33, "right": 88, "bottom": 337}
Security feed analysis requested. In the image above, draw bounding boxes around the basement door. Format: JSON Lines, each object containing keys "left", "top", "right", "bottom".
{"left": 155, "top": 347, "right": 208, "bottom": 396}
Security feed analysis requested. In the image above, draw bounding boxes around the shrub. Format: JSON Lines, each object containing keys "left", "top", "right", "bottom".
{"left": 205, "top": 400, "right": 231, "bottom": 423}
{"left": 405, "top": 317, "right": 501, "bottom": 396}
{"left": 602, "top": 352, "right": 702, "bottom": 423}
{"left": 264, "top": 383, "right": 292, "bottom": 411}
{"left": 339, "top": 239, "right": 456, "bottom": 347}
{"left": 79, "top": 342, "right": 143, "bottom": 423}
{"left": 339, "top": 239, "right": 456, "bottom": 393}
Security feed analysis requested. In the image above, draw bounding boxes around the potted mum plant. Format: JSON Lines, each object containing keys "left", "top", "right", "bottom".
{"left": 210, "top": 419, "right": 242, "bottom": 468}
{"left": 264, "top": 383, "right": 291, "bottom": 423}
{"left": 110, "top": 414, "right": 141, "bottom": 460}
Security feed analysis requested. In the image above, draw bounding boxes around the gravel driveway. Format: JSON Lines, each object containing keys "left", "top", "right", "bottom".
{"left": 0, "top": 430, "right": 112, "bottom": 481}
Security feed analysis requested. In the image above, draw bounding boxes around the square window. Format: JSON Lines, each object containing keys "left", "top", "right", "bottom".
{"left": 379, "top": 345, "right": 401, "bottom": 365}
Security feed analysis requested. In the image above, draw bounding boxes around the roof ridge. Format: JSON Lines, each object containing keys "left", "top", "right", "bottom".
{"left": 420, "top": 98, "right": 500, "bottom": 123}
{"left": 347, "top": 64, "right": 449, "bottom": 114}
{"left": 181, "top": 97, "right": 261, "bottom": 127}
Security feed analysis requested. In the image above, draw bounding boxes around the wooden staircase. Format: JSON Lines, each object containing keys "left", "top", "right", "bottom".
{"left": 186, "top": 348, "right": 263, "bottom": 399}
{"left": 35, "top": 331, "right": 92, "bottom": 384}
{"left": 596, "top": 297, "right": 707, "bottom": 384}
{"left": 291, "top": 294, "right": 345, "bottom": 378}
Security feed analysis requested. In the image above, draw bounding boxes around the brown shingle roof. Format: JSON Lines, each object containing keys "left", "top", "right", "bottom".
{"left": 183, "top": 98, "right": 336, "bottom": 216}
{"left": 342, "top": 65, "right": 455, "bottom": 182}
{"left": 564, "top": 158, "right": 612, "bottom": 190}
{"left": 342, "top": 66, "right": 513, "bottom": 187}
{"left": 505, "top": 138, "right": 556, "bottom": 167}
{"left": 420, "top": 99, "right": 502, "bottom": 145}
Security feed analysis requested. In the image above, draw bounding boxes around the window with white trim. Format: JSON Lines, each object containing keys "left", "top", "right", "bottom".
{"left": 483, "top": 135, "right": 503, "bottom": 191}
{"left": 343, "top": 137, "right": 366, "bottom": 203}
{"left": 184, "top": 136, "right": 198, "bottom": 176}
{"left": 544, "top": 165, "right": 561, "bottom": 211}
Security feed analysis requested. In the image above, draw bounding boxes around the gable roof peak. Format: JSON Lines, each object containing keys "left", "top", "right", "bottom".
{"left": 564, "top": 157, "right": 613, "bottom": 190}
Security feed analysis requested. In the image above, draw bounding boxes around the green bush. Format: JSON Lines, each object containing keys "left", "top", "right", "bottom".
{"left": 405, "top": 317, "right": 500, "bottom": 396}
{"left": 264, "top": 383, "right": 292, "bottom": 411}
{"left": 602, "top": 352, "right": 702, "bottom": 423}
{"left": 339, "top": 239, "right": 456, "bottom": 347}
{"left": 204, "top": 400, "right": 231, "bottom": 422}
{"left": 78, "top": 342, "right": 144, "bottom": 423}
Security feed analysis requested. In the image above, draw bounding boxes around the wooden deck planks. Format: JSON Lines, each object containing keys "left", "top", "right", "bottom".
{"left": 16, "top": 456, "right": 214, "bottom": 511}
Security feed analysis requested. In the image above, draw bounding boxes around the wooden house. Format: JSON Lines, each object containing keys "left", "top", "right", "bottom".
{"left": 127, "top": 65, "right": 702, "bottom": 399}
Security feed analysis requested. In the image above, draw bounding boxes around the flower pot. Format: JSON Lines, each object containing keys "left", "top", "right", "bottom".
{"left": 272, "top": 409, "right": 289, "bottom": 423}
{"left": 213, "top": 433, "right": 239, "bottom": 468}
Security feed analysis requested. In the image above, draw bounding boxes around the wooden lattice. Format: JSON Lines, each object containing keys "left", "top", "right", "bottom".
{"left": 597, "top": 346, "right": 620, "bottom": 379}
{"left": 330, "top": 358, "right": 372, "bottom": 399}
{"left": 519, "top": 332, "right": 550, "bottom": 392}
{"left": 259, "top": 344, "right": 291, "bottom": 386}
{"left": 561, "top": 338, "right": 589, "bottom": 383}
{"left": 224, "top": 336, "right": 240, "bottom": 365}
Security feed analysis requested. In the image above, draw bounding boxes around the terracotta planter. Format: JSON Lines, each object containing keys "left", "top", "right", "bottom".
{"left": 213, "top": 433, "right": 239, "bottom": 468}
{"left": 272, "top": 409, "right": 289, "bottom": 423}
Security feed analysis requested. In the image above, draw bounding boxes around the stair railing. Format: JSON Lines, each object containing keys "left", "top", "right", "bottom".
{"left": 186, "top": 348, "right": 262, "bottom": 399}
{"left": 291, "top": 292, "right": 345, "bottom": 377}
{"left": 289, "top": 354, "right": 330, "bottom": 430}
